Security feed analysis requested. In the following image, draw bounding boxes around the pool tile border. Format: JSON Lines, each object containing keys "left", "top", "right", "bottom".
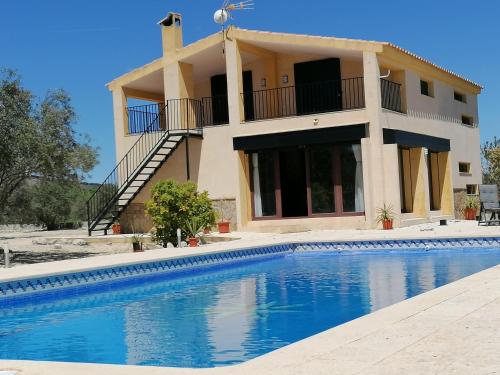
{"left": 1, "top": 236, "right": 499, "bottom": 302}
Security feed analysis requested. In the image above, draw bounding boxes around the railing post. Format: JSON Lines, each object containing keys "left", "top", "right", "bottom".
{"left": 126, "top": 154, "right": 129, "bottom": 183}
{"left": 87, "top": 201, "right": 91, "bottom": 236}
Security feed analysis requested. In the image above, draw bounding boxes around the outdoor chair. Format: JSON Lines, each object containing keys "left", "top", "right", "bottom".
{"left": 478, "top": 184, "right": 500, "bottom": 225}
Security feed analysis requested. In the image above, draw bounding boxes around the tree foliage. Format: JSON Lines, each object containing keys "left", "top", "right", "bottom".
{"left": 0, "top": 69, "right": 98, "bottom": 224}
{"left": 482, "top": 137, "right": 500, "bottom": 187}
{"left": 145, "top": 180, "right": 216, "bottom": 246}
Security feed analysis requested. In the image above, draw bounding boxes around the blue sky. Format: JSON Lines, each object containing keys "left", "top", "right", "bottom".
{"left": 1, "top": 0, "right": 498, "bottom": 183}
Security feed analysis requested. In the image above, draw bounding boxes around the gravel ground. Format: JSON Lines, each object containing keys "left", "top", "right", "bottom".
{"left": 0, "top": 228, "right": 159, "bottom": 267}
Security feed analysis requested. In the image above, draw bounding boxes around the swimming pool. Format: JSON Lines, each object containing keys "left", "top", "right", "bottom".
{"left": 1, "top": 239, "right": 500, "bottom": 368}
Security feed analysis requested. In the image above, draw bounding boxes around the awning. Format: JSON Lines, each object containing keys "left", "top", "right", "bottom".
{"left": 233, "top": 124, "right": 367, "bottom": 151}
{"left": 383, "top": 129, "right": 450, "bottom": 152}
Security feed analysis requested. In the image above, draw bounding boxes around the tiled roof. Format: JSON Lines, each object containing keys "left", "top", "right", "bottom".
{"left": 236, "top": 28, "right": 482, "bottom": 89}
{"left": 385, "top": 42, "right": 482, "bottom": 89}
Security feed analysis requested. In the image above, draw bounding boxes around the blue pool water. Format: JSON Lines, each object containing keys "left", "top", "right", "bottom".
{"left": 1, "top": 247, "right": 500, "bottom": 367}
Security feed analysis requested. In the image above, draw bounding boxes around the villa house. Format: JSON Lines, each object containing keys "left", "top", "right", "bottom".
{"left": 87, "top": 12, "right": 482, "bottom": 235}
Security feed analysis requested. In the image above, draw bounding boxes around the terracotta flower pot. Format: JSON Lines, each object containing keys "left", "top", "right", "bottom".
{"left": 132, "top": 242, "right": 143, "bottom": 252}
{"left": 217, "top": 221, "right": 230, "bottom": 234}
{"left": 464, "top": 208, "right": 477, "bottom": 220}
{"left": 112, "top": 224, "right": 121, "bottom": 235}
{"left": 188, "top": 237, "right": 199, "bottom": 247}
{"left": 382, "top": 219, "right": 393, "bottom": 230}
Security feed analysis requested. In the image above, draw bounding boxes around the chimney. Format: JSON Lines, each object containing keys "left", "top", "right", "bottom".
{"left": 158, "top": 12, "right": 183, "bottom": 57}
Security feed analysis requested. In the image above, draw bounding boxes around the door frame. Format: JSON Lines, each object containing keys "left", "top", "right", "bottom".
{"left": 249, "top": 144, "right": 365, "bottom": 221}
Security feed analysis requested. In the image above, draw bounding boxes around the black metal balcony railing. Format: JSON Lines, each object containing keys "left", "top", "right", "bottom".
{"left": 127, "top": 96, "right": 229, "bottom": 135}
{"left": 381, "top": 79, "right": 402, "bottom": 113}
{"left": 127, "top": 104, "right": 164, "bottom": 134}
{"left": 200, "top": 94, "right": 229, "bottom": 126}
{"left": 241, "top": 77, "right": 365, "bottom": 122}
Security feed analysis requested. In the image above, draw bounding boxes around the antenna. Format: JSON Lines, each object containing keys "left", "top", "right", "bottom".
{"left": 214, "top": 1, "right": 254, "bottom": 55}
{"left": 214, "top": 1, "right": 254, "bottom": 26}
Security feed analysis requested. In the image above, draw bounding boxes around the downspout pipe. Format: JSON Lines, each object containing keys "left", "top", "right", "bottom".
{"left": 380, "top": 69, "right": 391, "bottom": 79}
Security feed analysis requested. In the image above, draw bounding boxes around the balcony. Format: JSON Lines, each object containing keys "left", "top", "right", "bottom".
{"left": 381, "top": 79, "right": 403, "bottom": 113}
{"left": 240, "top": 77, "right": 403, "bottom": 123}
{"left": 126, "top": 96, "right": 229, "bottom": 135}
{"left": 241, "top": 77, "right": 365, "bottom": 122}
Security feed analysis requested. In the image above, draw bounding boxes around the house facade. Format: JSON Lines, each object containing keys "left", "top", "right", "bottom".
{"left": 87, "top": 12, "right": 482, "bottom": 235}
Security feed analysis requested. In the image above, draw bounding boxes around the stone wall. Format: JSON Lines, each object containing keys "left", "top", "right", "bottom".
{"left": 119, "top": 199, "right": 237, "bottom": 234}
{"left": 211, "top": 199, "right": 237, "bottom": 231}
{"left": 453, "top": 189, "right": 467, "bottom": 219}
{"left": 119, "top": 203, "right": 152, "bottom": 234}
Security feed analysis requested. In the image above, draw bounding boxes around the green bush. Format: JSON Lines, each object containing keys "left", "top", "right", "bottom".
{"left": 145, "top": 180, "right": 216, "bottom": 246}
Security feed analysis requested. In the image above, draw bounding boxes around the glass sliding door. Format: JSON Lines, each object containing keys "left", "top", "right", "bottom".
{"left": 309, "top": 146, "right": 335, "bottom": 214}
{"left": 249, "top": 142, "right": 365, "bottom": 220}
{"left": 340, "top": 144, "right": 364, "bottom": 213}
{"left": 251, "top": 152, "right": 277, "bottom": 217}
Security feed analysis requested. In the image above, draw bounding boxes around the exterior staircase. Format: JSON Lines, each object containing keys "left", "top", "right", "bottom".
{"left": 87, "top": 99, "right": 204, "bottom": 236}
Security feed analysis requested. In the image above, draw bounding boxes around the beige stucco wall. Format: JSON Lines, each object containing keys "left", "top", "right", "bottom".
{"left": 380, "top": 110, "right": 482, "bottom": 190}
{"left": 129, "top": 125, "right": 237, "bottom": 205}
{"left": 404, "top": 69, "right": 478, "bottom": 124}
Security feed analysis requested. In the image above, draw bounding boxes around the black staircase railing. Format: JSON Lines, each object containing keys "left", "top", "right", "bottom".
{"left": 241, "top": 77, "right": 365, "bottom": 122}
{"left": 381, "top": 79, "right": 402, "bottom": 113}
{"left": 87, "top": 98, "right": 204, "bottom": 234}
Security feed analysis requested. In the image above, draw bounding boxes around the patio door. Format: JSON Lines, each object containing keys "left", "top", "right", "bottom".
{"left": 294, "top": 58, "right": 342, "bottom": 115}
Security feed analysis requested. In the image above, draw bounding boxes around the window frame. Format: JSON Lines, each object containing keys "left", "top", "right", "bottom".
{"left": 454, "top": 91, "right": 467, "bottom": 103}
{"left": 458, "top": 162, "right": 471, "bottom": 175}
{"left": 461, "top": 115, "right": 474, "bottom": 126}
{"left": 466, "top": 184, "right": 478, "bottom": 195}
{"left": 420, "top": 79, "right": 434, "bottom": 97}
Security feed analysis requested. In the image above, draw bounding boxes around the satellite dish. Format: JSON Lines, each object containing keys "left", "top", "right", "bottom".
{"left": 214, "top": 9, "right": 229, "bottom": 25}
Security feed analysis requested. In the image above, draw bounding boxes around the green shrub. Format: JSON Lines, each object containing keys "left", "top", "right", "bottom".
{"left": 145, "top": 180, "right": 216, "bottom": 246}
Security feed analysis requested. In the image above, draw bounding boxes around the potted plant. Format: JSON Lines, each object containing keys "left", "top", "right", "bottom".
{"left": 111, "top": 220, "right": 121, "bottom": 235}
{"left": 463, "top": 196, "right": 479, "bottom": 220}
{"left": 131, "top": 233, "right": 144, "bottom": 252}
{"left": 376, "top": 204, "right": 395, "bottom": 230}
{"left": 217, "top": 199, "right": 231, "bottom": 234}
{"left": 185, "top": 217, "right": 205, "bottom": 247}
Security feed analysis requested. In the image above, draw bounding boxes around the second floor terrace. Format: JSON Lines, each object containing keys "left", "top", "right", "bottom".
{"left": 108, "top": 20, "right": 480, "bottom": 143}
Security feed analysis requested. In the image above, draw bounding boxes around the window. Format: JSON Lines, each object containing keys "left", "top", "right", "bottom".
{"left": 454, "top": 91, "right": 466, "bottom": 103}
{"left": 466, "top": 184, "right": 478, "bottom": 195}
{"left": 461, "top": 115, "right": 473, "bottom": 126}
{"left": 420, "top": 79, "right": 433, "bottom": 97}
{"left": 459, "top": 162, "right": 471, "bottom": 174}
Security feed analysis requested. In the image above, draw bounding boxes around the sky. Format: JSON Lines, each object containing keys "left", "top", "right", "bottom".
{"left": 1, "top": 0, "right": 499, "bottom": 183}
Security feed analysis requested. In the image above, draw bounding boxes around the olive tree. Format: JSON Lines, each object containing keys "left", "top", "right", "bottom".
{"left": 0, "top": 69, "right": 98, "bottom": 224}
